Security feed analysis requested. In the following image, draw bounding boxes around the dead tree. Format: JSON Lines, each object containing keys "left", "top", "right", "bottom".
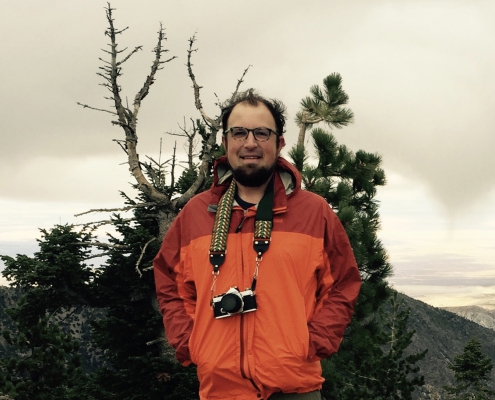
{"left": 78, "top": 4, "right": 249, "bottom": 241}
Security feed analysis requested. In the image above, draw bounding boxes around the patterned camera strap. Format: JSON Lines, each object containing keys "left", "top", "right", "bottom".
{"left": 209, "top": 178, "right": 274, "bottom": 274}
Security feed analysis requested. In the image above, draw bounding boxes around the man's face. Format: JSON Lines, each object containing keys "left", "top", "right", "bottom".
{"left": 222, "top": 102, "right": 285, "bottom": 187}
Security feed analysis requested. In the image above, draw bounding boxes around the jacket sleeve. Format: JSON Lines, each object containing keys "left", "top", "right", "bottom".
{"left": 307, "top": 208, "right": 361, "bottom": 361}
{"left": 154, "top": 215, "right": 196, "bottom": 366}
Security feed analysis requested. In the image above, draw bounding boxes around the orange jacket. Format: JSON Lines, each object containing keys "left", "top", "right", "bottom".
{"left": 154, "top": 157, "right": 361, "bottom": 399}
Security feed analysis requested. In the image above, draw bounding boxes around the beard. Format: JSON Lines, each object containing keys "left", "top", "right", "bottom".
{"left": 232, "top": 164, "right": 275, "bottom": 187}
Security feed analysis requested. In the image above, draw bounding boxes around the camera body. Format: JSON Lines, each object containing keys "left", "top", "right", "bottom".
{"left": 212, "top": 287, "right": 257, "bottom": 319}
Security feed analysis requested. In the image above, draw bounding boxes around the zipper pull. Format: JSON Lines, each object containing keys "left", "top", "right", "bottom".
{"left": 235, "top": 210, "right": 248, "bottom": 232}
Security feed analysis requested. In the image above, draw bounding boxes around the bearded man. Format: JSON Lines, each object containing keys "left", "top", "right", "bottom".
{"left": 154, "top": 90, "right": 361, "bottom": 400}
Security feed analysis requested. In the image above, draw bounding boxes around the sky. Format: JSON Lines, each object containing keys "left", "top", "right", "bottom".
{"left": 1, "top": 0, "right": 494, "bottom": 309}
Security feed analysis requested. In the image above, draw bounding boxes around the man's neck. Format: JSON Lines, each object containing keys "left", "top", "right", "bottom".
{"left": 235, "top": 179, "right": 270, "bottom": 205}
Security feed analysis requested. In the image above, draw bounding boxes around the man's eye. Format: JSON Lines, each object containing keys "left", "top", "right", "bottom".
{"left": 232, "top": 128, "right": 247, "bottom": 138}
{"left": 254, "top": 128, "right": 270, "bottom": 138}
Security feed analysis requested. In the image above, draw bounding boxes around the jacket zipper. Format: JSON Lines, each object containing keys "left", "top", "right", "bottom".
{"left": 235, "top": 209, "right": 248, "bottom": 233}
{"left": 240, "top": 315, "right": 260, "bottom": 392}
{"left": 235, "top": 210, "right": 259, "bottom": 390}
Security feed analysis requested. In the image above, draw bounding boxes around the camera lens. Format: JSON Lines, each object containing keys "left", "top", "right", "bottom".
{"left": 221, "top": 293, "right": 242, "bottom": 313}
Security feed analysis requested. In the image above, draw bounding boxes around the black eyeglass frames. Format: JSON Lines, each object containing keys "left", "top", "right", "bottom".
{"left": 224, "top": 127, "right": 278, "bottom": 142}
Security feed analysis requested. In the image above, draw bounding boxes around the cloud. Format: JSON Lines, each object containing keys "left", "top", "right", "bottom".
{"left": 389, "top": 245, "right": 495, "bottom": 309}
{"left": 389, "top": 253, "right": 495, "bottom": 287}
{"left": 1, "top": 1, "right": 495, "bottom": 216}
{"left": 396, "top": 284, "right": 495, "bottom": 309}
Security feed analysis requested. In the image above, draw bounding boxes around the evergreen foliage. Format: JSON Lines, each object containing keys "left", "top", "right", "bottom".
{"left": 0, "top": 226, "right": 94, "bottom": 399}
{"left": 87, "top": 194, "right": 199, "bottom": 399}
{"left": 0, "top": 202, "right": 200, "bottom": 399}
{"left": 323, "top": 291, "right": 426, "bottom": 399}
{"left": 296, "top": 73, "right": 354, "bottom": 130}
{"left": 289, "top": 76, "right": 425, "bottom": 399}
{"left": 444, "top": 338, "right": 495, "bottom": 399}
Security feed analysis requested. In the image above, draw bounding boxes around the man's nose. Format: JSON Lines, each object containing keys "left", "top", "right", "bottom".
{"left": 243, "top": 130, "right": 258, "bottom": 147}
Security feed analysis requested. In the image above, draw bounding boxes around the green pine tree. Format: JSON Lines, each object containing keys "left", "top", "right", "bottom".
{"left": 0, "top": 225, "right": 95, "bottom": 399}
{"left": 324, "top": 291, "right": 425, "bottom": 399}
{"left": 87, "top": 193, "right": 199, "bottom": 400}
{"left": 289, "top": 76, "right": 425, "bottom": 399}
{"left": 444, "top": 338, "right": 495, "bottom": 399}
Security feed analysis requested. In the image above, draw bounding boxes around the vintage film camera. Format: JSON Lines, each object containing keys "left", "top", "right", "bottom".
{"left": 212, "top": 287, "right": 257, "bottom": 319}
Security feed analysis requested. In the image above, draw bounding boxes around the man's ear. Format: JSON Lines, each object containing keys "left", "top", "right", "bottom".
{"left": 277, "top": 136, "right": 286, "bottom": 156}
{"left": 222, "top": 134, "right": 227, "bottom": 150}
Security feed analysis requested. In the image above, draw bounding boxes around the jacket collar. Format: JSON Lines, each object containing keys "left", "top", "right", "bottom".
{"left": 208, "top": 156, "right": 301, "bottom": 212}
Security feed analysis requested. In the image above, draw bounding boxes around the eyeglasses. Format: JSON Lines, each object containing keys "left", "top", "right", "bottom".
{"left": 224, "top": 127, "right": 278, "bottom": 142}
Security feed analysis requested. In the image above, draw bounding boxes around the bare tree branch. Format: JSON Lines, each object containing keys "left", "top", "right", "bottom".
{"left": 164, "top": 131, "right": 188, "bottom": 138}
{"left": 73, "top": 216, "right": 140, "bottom": 229}
{"left": 85, "top": 252, "right": 111, "bottom": 260}
{"left": 168, "top": 143, "right": 177, "bottom": 197}
{"left": 77, "top": 102, "right": 118, "bottom": 115}
{"left": 146, "top": 337, "right": 166, "bottom": 346}
{"left": 117, "top": 45, "right": 143, "bottom": 66}
{"left": 145, "top": 154, "right": 172, "bottom": 168}
{"left": 187, "top": 119, "right": 196, "bottom": 169}
{"left": 135, "top": 237, "right": 157, "bottom": 277}
{"left": 76, "top": 241, "right": 130, "bottom": 250}
{"left": 230, "top": 64, "right": 252, "bottom": 101}
{"left": 74, "top": 203, "right": 157, "bottom": 217}
{"left": 99, "top": 4, "right": 173, "bottom": 207}
{"left": 186, "top": 34, "right": 218, "bottom": 128}
{"left": 133, "top": 23, "right": 176, "bottom": 113}
{"left": 113, "top": 138, "right": 129, "bottom": 154}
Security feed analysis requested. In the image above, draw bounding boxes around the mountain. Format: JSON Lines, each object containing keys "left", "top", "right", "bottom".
{"left": 398, "top": 293, "right": 495, "bottom": 399}
{"left": 443, "top": 305, "right": 495, "bottom": 331}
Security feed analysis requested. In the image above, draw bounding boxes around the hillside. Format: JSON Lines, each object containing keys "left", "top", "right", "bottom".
{"left": 443, "top": 305, "right": 495, "bottom": 331}
{"left": 399, "top": 293, "right": 495, "bottom": 399}
{"left": 0, "top": 286, "right": 104, "bottom": 371}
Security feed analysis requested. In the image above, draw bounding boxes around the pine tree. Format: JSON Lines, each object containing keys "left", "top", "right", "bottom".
{"left": 324, "top": 291, "right": 426, "bottom": 399}
{"left": 289, "top": 76, "right": 425, "bottom": 399}
{"left": 87, "top": 193, "right": 199, "bottom": 400}
{"left": 444, "top": 338, "right": 495, "bottom": 399}
{"left": 0, "top": 226, "right": 95, "bottom": 399}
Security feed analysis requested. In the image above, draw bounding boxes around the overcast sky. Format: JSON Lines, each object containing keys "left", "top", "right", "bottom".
{"left": 1, "top": 0, "right": 494, "bottom": 309}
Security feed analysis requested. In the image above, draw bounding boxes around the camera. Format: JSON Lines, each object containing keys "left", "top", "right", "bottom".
{"left": 212, "top": 287, "right": 257, "bottom": 319}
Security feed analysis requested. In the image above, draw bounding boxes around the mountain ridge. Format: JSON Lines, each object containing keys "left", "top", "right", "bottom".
{"left": 399, "top": 293, "right": 495, "bottom": 399}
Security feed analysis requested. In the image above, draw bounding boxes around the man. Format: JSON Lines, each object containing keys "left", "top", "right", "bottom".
{"left": 154, "top": 90, "right": 361, "bottom": 399}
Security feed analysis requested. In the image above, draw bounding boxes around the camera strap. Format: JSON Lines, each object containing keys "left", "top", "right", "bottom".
{"left": 209, "top": 177, "right": 274, "bottom": 304}
{"left": 251, "top": 178, "right": 273, "bottom": 291}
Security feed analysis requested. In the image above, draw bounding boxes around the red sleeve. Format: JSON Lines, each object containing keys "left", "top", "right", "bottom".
{"left": 307, "top": 208, "right": 361, "bottom": 361}
{"left": 153, "top": 215, "right": 196, "bottom": 366}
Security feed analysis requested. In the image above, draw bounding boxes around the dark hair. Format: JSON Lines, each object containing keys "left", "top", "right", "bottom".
{"left": 220, "top": 89, "right": 287, "bottom": 136}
